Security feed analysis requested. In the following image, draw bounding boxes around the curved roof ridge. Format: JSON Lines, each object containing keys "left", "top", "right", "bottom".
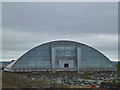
{"left": 6, "top": 40, "right": 114, "bottom": 70}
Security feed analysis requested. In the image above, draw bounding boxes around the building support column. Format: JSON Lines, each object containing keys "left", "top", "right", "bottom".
{"left": 77, "top": 46, "right": 81, "bottom": 73}
{"left": 51, "top": 46, "right": 56, "bottom": 73}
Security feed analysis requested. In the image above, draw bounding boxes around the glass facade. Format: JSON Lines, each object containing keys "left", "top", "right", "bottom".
{"left": 10, "top": 41, "right": 115, "bottom": 72}
{"left": 12, "top": 44, "right": 51, "bottom": 70}
{"left": 80, "top": 45, "right": 114, "bottom": 69}
{"left": 54, "top": 45, "right": 76, "bottom": 68}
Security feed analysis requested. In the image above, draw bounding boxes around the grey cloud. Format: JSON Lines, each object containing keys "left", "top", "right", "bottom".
{"left": 2, "top": 2, "right": 118, "bottom": 61}
{"left": 2, "top": 28, "right": 118, "bottom": 61}
{"left": 2, "top": 2, "right": 118, "bottom": 34}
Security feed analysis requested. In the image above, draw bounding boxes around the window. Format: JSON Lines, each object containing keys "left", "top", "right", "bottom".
{"left": 64, "top": 64, "right": 69, "bottom": 68}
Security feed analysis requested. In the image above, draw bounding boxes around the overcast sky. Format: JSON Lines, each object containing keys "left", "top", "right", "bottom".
{"left": 2, "top": 2, "right": 118, "bottom": 61}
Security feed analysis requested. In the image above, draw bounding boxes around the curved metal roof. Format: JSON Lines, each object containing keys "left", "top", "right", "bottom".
{"left": 6, "top": 40, "right": 115, "bottom": 69}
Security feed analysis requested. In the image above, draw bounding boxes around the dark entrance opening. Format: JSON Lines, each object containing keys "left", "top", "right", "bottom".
{"left": 64, "top": 64, "right": 69, "bottom": 68}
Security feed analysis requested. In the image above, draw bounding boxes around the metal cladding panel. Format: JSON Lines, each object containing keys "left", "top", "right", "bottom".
{"left": 51, "top": 46, "right": 56, "bottom": 71}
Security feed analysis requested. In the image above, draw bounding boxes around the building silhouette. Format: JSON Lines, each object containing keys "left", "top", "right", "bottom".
{"left": 5, "top": 40, "right": 115, "bottom": 72}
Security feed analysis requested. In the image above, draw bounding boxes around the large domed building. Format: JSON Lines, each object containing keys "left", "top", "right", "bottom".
{"left": 5, "top": 40, "right": 115, "bottom": 72}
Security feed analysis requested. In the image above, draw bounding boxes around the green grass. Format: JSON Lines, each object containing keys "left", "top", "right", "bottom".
{"left": 2, "top": 72, "right": 49, "bottom": 88}
{"left": 2, "top": 71, "right": 119, "bottom": 88}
